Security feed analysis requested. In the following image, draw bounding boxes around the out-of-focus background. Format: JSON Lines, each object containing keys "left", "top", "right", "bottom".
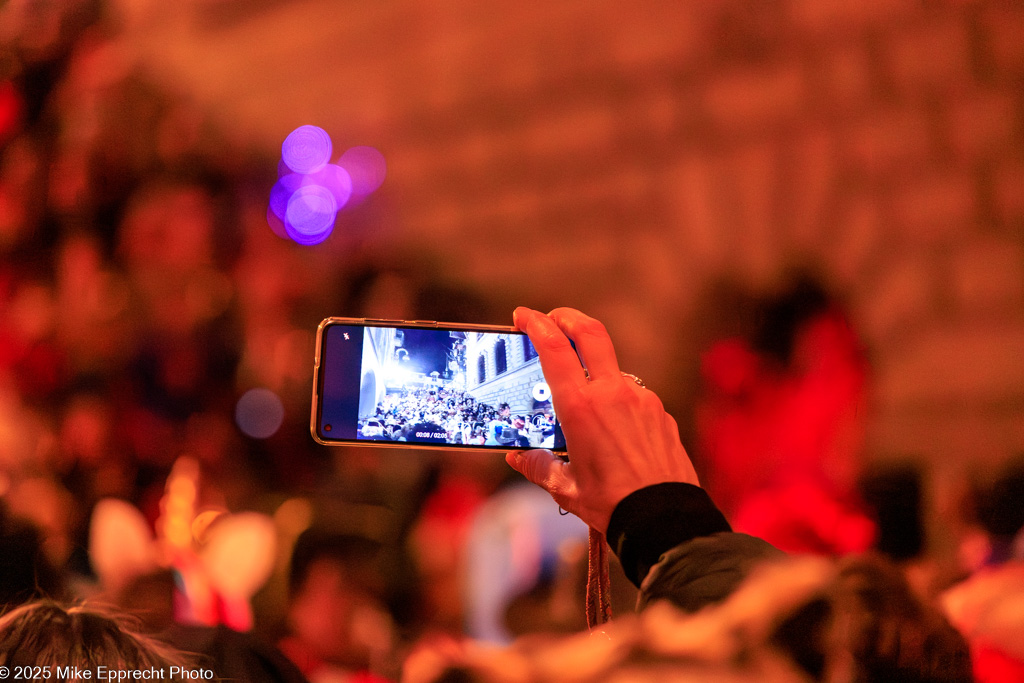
{"left": 1, "top": 0, "right": 1022, "bottom": 679}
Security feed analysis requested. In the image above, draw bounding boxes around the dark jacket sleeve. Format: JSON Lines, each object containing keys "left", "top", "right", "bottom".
{"left": 606, "top": 482, "right": 784, "bottom": 612}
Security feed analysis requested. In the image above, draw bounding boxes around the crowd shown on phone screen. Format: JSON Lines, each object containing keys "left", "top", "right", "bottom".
{"left": 360, "top": 387, "right": 557, "bottom": 447}
{"left": 1, "top": 4, "right": 1023, "bottom": 683}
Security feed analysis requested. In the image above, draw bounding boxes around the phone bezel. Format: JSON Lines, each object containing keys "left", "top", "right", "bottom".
{"left": 310, "top": 317, "right": 561, "bottom": 451}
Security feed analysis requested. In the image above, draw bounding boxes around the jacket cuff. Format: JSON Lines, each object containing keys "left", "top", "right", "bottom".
{"left": 606, "top": 482, "right": 731, "bottom": 587}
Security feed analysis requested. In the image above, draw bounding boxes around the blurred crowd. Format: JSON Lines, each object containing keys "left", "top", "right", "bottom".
{"left": 1, "top": 2, "right": 1023, "bottom": 683}
{"left": 0, "top": 3, "right": 594, "bottom": 680}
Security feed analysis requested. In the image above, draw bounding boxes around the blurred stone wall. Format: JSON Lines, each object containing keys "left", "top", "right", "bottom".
{"left": 124, "top": 0, "right": 1024, "bottom": 475}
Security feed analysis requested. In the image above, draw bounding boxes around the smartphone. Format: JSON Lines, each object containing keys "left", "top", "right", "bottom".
{"left": 311, "top": 318, "right": 566, "bottom": 451}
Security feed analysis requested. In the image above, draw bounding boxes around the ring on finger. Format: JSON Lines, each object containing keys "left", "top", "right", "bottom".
{"left": 621, "top": 372, "right": 646, "bottom": 388}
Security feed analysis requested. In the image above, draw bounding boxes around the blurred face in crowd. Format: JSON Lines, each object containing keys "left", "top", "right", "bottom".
{"left": 117, "top": 182, "right": 233, "bottom": 336}
{"left": 0, "top": 137, "right": 43, "bottom": 250}
{"left": 0, "top": 0, "right": 93, "bottom": 59}
{"left": 119, "top": 184, "right": 215, "bottom": 273}
{"left": 287, "top": 557, "right": 391, "bottom": 669}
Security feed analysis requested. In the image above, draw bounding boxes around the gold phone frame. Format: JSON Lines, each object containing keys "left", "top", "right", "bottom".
{"left": 310, "top": 317, "right": 563, "bottom": 451}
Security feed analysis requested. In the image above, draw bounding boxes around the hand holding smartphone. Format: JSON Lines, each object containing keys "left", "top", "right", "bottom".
{"left": 505, "top": 307, "right": 701, "bottom": 534}
{"left": 311, "top": 318, "right": 567, "bottom": 451}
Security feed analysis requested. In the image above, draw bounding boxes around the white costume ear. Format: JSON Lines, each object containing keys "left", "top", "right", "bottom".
{"left": 200, "top": 511, "right": 277, "bottom": 600}
{"left": 89, "top": 498, "right": 158, "bottom": 592}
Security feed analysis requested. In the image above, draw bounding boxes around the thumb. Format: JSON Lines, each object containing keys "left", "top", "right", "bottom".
{"left": 505, "top": 449, "right": 578, "bottom": 512}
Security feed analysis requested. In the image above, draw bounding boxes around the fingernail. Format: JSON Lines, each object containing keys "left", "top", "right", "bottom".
{"left": 514, "top": 307, "right": 533, "bottom": 329}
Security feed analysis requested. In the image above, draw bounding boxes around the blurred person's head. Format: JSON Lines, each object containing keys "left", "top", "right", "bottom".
{"left": 5, "top": 477, "right": 77, "bottom": 569}
{"left": 5, "top": 277, "right": 57, "bottom": 350}
{"left": 48, "top": 145, "right": 92, "bottom": 217}
{"left": 285, "top": 529, "right": 393, "bottom": 670}
{"left": 0, "top": 385, "right": 53, "bottom": 475}
{"left": 0, "top": 0, "right": 102, "bottom": 64}
{"left": 0, "top": 135, "right": 45, "bottom": 250}
{"left": 822, "top": 554, "right": 972, "bottom": 682}
{"left": 859, "top": 461, "right": 926, "bottom": 562}
{"left": 53, "top": 390, "right": 137, "bottom": 504}
{"left": 696, "top": 274, "right": 871, "bottom": 552}
{"left": 648, "top": 552, "right": 968, "bottom": 682}
{"left": 118, "top": 179, "right": 216, "bottom": 274}
{"left": 972, "top": 455, "right": 1024, "bottom": 565}
{"left": 0, "top": 501, "right": 65, "bottom": 608}
{"left": 59, "top": 390, "right": 115, "bottom": 467}
{"left": 114, "top": 569, "right": 177, "bottom": 634}
{"left": 0, "top": 600, "right": 196, "bottom": 678}
{"left": 115, "top": 176, "right": 238, "bottom": 341}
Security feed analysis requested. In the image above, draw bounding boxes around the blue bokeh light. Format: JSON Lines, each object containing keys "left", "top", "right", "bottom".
{"left": 269, "top": 173, "right": 304, "bottom": 220}
{"left": 235, "top": 388, "right": 285, "bottom": 439}
{"left": 282, "top": 125, "right": 332, "bottom": 174}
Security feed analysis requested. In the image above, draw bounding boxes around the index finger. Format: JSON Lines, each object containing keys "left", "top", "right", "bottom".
{"left": 547, "top": 307, "right": 622, "bottom": 382}
{"left": 513, "top": 307, "right": 587, "bottom": 397}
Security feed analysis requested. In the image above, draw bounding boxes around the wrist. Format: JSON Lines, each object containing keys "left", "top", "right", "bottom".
{"left": 605, "top": 482, "right": 731, "bottom": 587}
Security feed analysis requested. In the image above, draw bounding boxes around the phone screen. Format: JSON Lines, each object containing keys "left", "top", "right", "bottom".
{"left": 314, "top": 321, "right": 566, "bottom": 451}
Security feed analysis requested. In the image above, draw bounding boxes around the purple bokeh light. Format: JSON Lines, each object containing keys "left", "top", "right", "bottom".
{"left": 269, "top": 173, "right": 304, "bottom": 220}
{"left": 284, "top": 185, "right": 337, "bottom": 245}
{"left": 268, "top": 126, "right": 386, "bottom": 245}
{"left": 338, "top": 146, "right": 386, "bottom": 196}
{"left": 305, "top": 163, "right": 353, "bottom": 210}
{"left": 266, "top": 205, "right": 289, "bottom": 240}
{"left": 282, "top": 125, "right": 332, "bottom": 175}
{"left": 285, "top": 219, "right": 334, "bottom": 245}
